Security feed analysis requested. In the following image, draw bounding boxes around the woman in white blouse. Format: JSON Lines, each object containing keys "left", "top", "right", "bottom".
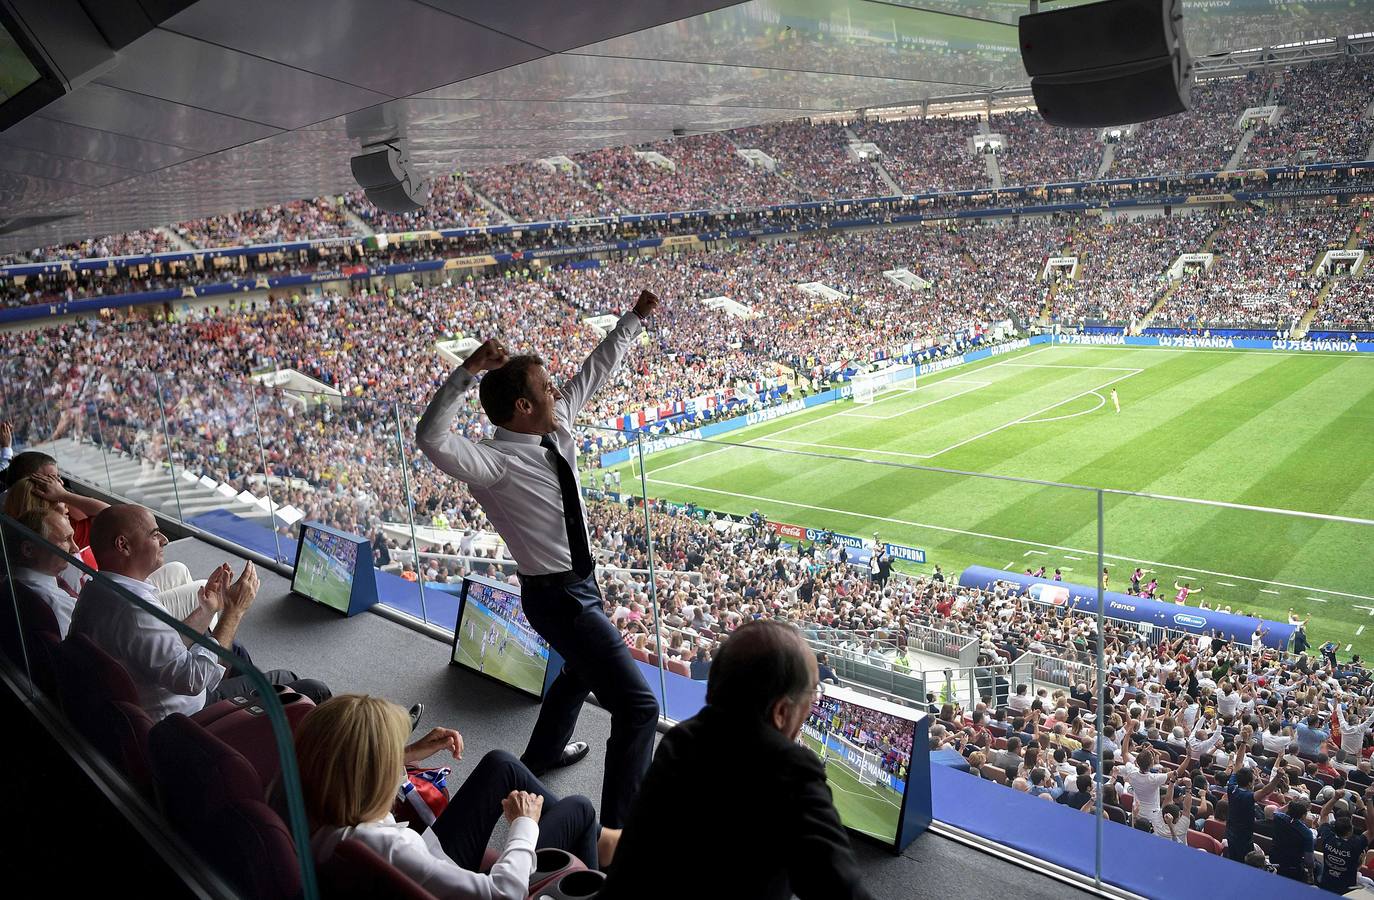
{"left": 296, "top": 694, "right": 618, "bottom": 900}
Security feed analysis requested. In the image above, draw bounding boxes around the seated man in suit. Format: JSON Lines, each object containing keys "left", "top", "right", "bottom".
{"left": 10, "top": 508, "right": 80, "bottom": 636}
{"left": 600, "top": 619, "right": 874, "bottom": 900}
{"left": 68, "top": 504, "right": 329, "bottom": 721}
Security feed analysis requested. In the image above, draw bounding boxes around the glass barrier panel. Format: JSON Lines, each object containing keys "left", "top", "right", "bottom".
{"left": 1, "top": 354, "right": 65, "bottom": 477}
{"left": 608, "top": 422, "right": 1106, "bottom": 852}
{"left": 0, "top": 512, "right": 319, "bottom": 898}
{"left": 1101, "top": 488, "right": 1374, "bottom": 895}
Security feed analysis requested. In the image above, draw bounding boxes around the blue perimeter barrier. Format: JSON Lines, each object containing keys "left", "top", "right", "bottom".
{"left": 1054, "top": 333, "right": 1374, "bottom": 353}
{"left": 958, "top": 565, "right": 1295, "bottom": 649}
{"left": 930, "top": 764, "right": 1315, "bottom": 899}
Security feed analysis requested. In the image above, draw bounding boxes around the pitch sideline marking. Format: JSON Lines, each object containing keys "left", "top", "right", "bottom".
{"left": 644, "top": 476, "right": 1374, "bottom": 603}
{"left": 838, "top": 379, "right": 993, "bottom": 421}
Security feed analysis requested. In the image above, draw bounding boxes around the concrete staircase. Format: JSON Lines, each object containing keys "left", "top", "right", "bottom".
{"left": 1223, "top": 124, "right": 1261, "bottom": 172}
{"left": 873, "top": 161, "right": 903, "bottom": 194}
{"left": 1293, "top": 220, "right": 1366, "bottom": 338}
{"left": 1096, "top": 143, "right": 1116, "bottom": 179}
{"left": 37, "top": 438, "right": 278, "bottom": 530}
{"left": 1136, "top": 282, "right": 1180, "bottom": 332}
{"left": 342, "top": 207, "right": 375, "bottom": 237}
{"left": 984, "top": 151, "right": 1003, "bottom": 189}
{"left": 157, "top": 227, "right": 196, "bottom": 252}
{"left": 467, "top": 186, "right": 516, "bottom": 225}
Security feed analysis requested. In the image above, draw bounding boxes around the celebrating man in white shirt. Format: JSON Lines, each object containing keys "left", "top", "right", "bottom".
{"left": 416, "top": 290, "right": 661, "bottom": 829}
{"left": 68, "top": 504, "right": 329, "bottom": 721}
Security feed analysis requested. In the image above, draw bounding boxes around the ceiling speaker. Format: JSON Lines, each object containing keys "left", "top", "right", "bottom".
{"left": 1019, "top": 0, "right": 1193, "bottom": 128}
{"left": 349, "top": 139, "right": 429, "bottom": 214}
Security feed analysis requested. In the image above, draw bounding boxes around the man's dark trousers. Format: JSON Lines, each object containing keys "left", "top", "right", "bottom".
{"left": 518, "top": 570, "right": 659, "bottom": 829}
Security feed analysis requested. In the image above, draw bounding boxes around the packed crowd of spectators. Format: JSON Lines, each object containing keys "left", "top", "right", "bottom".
{"left": 1246, "top": 58, "right": 1374, "bottom": 168}
{"left": 344, "top": 174, "right": 501, "bottom": 232}
{"left": 1052, "top": 214, "right": 1219, "bottom": 324}
{"left": 1109, "top": 73, "right": 1267, "bottom": 177}
{"left": 731, "top": 121, "right": 888, "bottom": 200}
{"left": 852, "top": 116, "right": 989, "bottom": 193}
{"left": 469, "top": 162, "right": 625, "bottom": 221}
{"left": 178, "top": 197, "right": 357, "bottom": 247}
{"left": 575, "top": 133, "right": 790, "bottom": 212}
{"left": 0, "top": 228, "right": 178, "bottom": 266}
{"left": 1315, "top": 276, "right": 1374, "bottom": 330}
{"left": 1153, "top": 206, "right": 1355, "bottom": 328}
{"left": 991, "top": 110, "right": 1101, "bottom": 186}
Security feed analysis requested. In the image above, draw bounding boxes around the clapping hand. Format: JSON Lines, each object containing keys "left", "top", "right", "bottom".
{"left": 462, "top": 338, "right": 510, "bottom": 375}
{"left": 224, "top": 561, "right": 259, "bottom": 617}
{"left": 197, "top": 563, "right": 233, "bottom": 615}
{"left": 404, "top": 727, "right": 464, "bottom": 764}
{"left": 0, "top": 420, "right": 11, "bottom": 448}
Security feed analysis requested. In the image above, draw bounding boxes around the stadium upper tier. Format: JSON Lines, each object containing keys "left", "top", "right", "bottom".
{"left": 2, "top": 203, "right": 1369, "bottom": 333}
{"left": 4, "top": 55, "right": 1373, "bottom": 267}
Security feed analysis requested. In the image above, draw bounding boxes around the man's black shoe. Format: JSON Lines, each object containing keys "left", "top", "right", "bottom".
{"left": 531, "top": 741, "right": 590, "bottom": 775}
{"left": 408, "top": 702, "right": 424, "bottom": 732}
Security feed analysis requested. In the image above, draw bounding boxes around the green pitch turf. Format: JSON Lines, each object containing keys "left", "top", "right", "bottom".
{"left": 293, "top": 543, "right": 353, "bottom": 613}
{"left": 454, "top": 604, "right": 548, "bottom": 696}
{"left": 799, "top": 730, "right": 903, "bottom": 842}
{"left": 616, "top": 344, "right": 1374, "bottom": 658}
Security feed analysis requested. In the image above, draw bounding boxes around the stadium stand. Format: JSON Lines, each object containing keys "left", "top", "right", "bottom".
{"left": 7, "top": 18, "right": 1374, "bottom": 900}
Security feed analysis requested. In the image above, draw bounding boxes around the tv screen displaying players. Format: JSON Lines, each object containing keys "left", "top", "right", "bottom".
{"left": 801, "top": 684, "right": 922, "bottom": 847}
{"left": 451, "top": 575, "right": 552, "bottom": 698}
{"left": 292, "top": 524, "right": 361, "bottom": 613}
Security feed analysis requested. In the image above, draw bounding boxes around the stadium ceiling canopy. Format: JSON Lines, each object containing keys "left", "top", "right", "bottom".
{"left": 0, "top": 0, "right": 1370, "bottom": 253}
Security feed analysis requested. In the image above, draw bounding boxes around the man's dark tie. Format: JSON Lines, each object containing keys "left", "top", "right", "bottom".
{"left": 541, "top": 434, "right": 594, "bottom": 577}
{"left": 57, "top": 576, "right": 79, "bottom": 599}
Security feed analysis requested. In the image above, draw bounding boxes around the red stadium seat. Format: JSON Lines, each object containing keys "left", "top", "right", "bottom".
{"left": 665, "top": 658, "right": 691, "bottom": 678}
{"left": 0, "top": 579, "right": 63, "bottom": 698}
{"left": 321, "top": 839, "right": 439, "bottom": 900}
{"left": 1118, "top": 792, "right": 1135, "bottom": 814}
{"left": 530, "top": 868, "right": 606, "bottom": 900}
{"left": 200, "top": 689, "right": 315, "bottom": 786}
{"left": 1203, "top": 818, "right": 1228, "bottom": 845}
{"left": 1187, "top": 830, "right": 1223, "bottom": 855}
{"left": 980, "top": 764, "right": 1009, "bottom": 785}
{"left": 56, "top": 634, "right": 158, "bottom": 797}
{"left": 629, "top": 647, "right": 650, "bottom": 664}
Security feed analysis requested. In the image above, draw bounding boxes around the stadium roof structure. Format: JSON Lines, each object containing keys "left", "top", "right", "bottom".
{"left": 0, "top": 0, "right": 1371, "bottom": 253}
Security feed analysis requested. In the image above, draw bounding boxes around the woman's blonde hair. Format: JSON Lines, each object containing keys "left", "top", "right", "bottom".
{"left": 294, "top": 694, "right": 409, "bottom": 828}
{"left": 3, "top": 477, "right": 52, "bottom": 518}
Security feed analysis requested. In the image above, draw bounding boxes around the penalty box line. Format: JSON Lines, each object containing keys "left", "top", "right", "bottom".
{"left": 759, "top": 368, "right": 1145, "bottom": 461}
{"left": 643, "top": 474, "right": 1374, "bottom": 604}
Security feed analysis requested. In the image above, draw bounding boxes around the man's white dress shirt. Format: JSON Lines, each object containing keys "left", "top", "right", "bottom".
{"left": 69, "top": 570, "right": 224, "bottom": 721}
{"left": 14, "top": 566, "right": 78, "bottom": 637}
{"left": 416, "top": 310, "right": 642, "bottom": 576}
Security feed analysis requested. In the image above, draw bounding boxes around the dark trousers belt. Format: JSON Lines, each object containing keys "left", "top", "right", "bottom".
{"left": 517, "top": 570, "right": 586, "bottom": 591}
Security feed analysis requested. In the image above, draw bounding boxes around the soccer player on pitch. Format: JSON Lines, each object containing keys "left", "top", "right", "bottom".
{"left": 1110, "top": 388, "right": 1121, "bottom": 413}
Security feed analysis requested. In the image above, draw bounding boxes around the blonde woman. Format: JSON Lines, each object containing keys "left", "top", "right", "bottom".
{"left": 298, "top": 695, "right": 616, "bottom": 900}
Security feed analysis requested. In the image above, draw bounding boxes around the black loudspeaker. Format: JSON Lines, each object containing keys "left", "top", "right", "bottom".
{"left": 1019, "top": 0, "right": 1193, "bottom": 128}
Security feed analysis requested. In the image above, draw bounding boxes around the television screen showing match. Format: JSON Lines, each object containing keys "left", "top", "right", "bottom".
{"left": 292, "top": 524, "right": 361, "bottom": 613}
{"left": 801, "top": 684, "right": 922, "bottom": 847}
{"left": 450, "top": 575, "right": 552, "bottom": 698}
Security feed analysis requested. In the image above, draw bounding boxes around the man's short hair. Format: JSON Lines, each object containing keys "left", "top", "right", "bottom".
{"left": 1235, "top": 768, "right": 1255, "bottom": 788}
{"left": 0, "top": 451, "right": 55, "bottom": 488}
{"left": 477, "top": 355, "right": 544, "bottom": 425}
{"left": 706, "top": 619, "right": 812, "bottom": 721}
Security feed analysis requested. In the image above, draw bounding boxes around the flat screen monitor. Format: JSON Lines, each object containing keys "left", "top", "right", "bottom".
{"left": 450, "top": 574, "right": 555, "bottom": 699}
{"left": 290, "top": 522, "right": 377, "bottom": 616}
{"left": 801, "top": 683, "right": 930, "bottom": 851}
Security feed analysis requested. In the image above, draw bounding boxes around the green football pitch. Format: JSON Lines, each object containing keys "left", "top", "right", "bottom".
{"left": 799, "top": 730, "right": 903, "bottom": 842}
{"left": 616, "top": 343, "right": 1374, "bottom": 658}
{"left": 293, "top": 543, "right": 353, "bottom": 613}
{"left": 454, "top": 604, "right": 549, "bottom": 696}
